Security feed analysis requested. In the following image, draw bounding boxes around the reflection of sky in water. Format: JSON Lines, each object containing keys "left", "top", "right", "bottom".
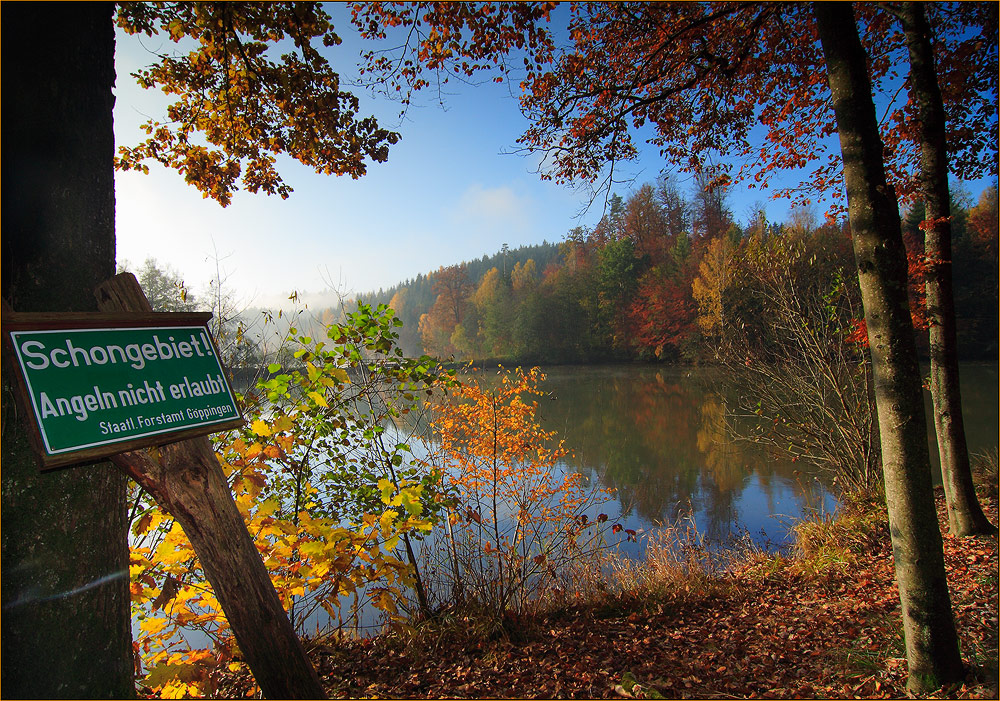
{"left": 559, "top": 463, "right": 838, "bottom": 563}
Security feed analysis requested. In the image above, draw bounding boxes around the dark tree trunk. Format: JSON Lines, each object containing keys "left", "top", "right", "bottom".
{"left": 1, "top": 3, "right": 134, "bottom": 697}
{"left": 813, "top": 2, "right": 964, "bottom": 693}
{"left": 899, "top": 1, "right": 996, "bottom": 537}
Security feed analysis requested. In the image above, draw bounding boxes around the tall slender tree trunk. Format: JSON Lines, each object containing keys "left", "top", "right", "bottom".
{"left": 898, "top": 1, "right": 996, "bottom": 537}
{"left": 1, "top": 3, "right": 134, "bottom": 696}
{"left": 813, "top": 2, "right": 963, "bottom": 693}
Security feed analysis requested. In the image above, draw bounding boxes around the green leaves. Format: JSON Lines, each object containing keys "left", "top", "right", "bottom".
{"left": 132, "top": 301, "right": 457, "bottom": 697}
{"left": 247, "top": 301, "right": 455, "bottom": 528}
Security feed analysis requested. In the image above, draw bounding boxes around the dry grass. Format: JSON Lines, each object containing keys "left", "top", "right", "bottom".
{"left": 606, "top": 514, "right": 739, "bottom": 609}
{"left": 972, "top": 449, "right": 999, "bottom": 503}
{"left": 217, "top": 485, "right": 998, "bottom": 700}
{"left": 789, "top": 490, "right": 889, "bottom": 577}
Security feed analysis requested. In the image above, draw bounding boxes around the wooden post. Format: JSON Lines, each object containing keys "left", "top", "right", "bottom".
{"left": 95, "top": 273, "right": 326, "bottom": 699}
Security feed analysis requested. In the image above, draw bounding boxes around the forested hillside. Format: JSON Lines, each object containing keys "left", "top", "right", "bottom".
{"left": 332, "top": 179, "right": 998, "bottom": 364}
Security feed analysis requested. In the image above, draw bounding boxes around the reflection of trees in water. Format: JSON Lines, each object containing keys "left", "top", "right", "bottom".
{"left": 925, "top": 363, "right": 998, "bottom": 466}
{"left": 538, "top": 370, "right": 698, "bottom": 524}
{"left": 695, "top": 394, "right": 743, "bottom": 541}
{"left": 535, "top": 367, "right": 833, "bottom": 540}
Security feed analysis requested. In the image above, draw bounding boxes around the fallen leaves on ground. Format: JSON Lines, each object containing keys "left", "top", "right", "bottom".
{"left": 219, "top": 489, "right": 997, "bottom": 699}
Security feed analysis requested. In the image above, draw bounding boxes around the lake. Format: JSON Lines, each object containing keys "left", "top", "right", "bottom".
{"left": 521, "top": 362, "right": 998, "bottom": 555}
{"left": 320, "top": 361, "right": 997, "bottom": 635}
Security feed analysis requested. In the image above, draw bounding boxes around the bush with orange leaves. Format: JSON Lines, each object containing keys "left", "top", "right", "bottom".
{"left": 424, "top": 366, "right": 618, "bottom": 626}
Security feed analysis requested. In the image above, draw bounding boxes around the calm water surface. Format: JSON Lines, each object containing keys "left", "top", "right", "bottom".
{"left": 526, "top": 362, "right": 998, "bottom": 555}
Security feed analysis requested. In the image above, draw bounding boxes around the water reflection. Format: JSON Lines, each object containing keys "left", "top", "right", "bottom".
{"left": 276, "top": 364, "right": 998, "bottom": 635}
{"left": 924, "top": 362, "right": 999, "bottom": 478}
{"left": 527, "top": 362, "right": 998, "bottom": 552}
{"left": 535, "top": 365, "right": 837, "bottom": 550}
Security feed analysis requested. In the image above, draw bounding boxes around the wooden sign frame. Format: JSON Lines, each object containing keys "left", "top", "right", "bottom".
{"left": 3, "top": 309, "right": 244, "bottom": 469}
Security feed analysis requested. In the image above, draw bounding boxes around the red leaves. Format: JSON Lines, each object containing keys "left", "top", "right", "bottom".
{"left": 627, "top": 271, "right": 697, "bottom": 358}
{"left": 846, "top": 231, "right": 931, "bottom": 349}
{"left": 846, "top": 317, "right": 869, "bottom": 348}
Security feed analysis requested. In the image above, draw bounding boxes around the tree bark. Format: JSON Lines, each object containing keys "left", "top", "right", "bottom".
{"left": 813, "top": 2, "right": 964, "bottom": 693}
{"left": 95, "top": 274, "right": 327, "bottom": 699}
{"left": 1, "top": 4, "right": 135, "bottom": 697}
{"left": 898, "top": 1, "right": 996, "bottom": 537}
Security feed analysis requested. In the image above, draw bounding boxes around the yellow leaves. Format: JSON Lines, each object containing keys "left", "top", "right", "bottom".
{"left": 128, "top": 306, "right": 449, "bottom": 700}
{"left": 372, "top": 587, "right": 399, "bottom": 615}
{"left": 225, "top": 437, "right": 246, "bottom": 456}
{"left": 320, "top": 599, "right": 340, "bottom": 621}
{"left": 319, "top": 372, "right": 344, "bottom": 389}
{"left": 379, "top": 509, "right": 400, "bottom": 536}
{"left": 166, "top": 19, "right": 185, "bottom": 41}
{"left": 378, "top": 478, "right": 395, "bottom": 504}
{"left": 298, "top": 541, "right": 326, "bottom": 559}
{"left": 306, "top": 390, "right": 328, "bottom": 407}
{"left": 691, "top": 236, "right": 736, "bottom": 336}
{"left": 256, "top": 499, "right": 279, "bottom": 519}
{"left": 306, "top": 361, "right": 321, "bottom": 382}
{"left": 234, "top": 492, "right": 255, "bottom": 519}
{"left": 145, "top": 651, "right": 219, "bottom": 699}
{"left": 378, "top": 480, "right": 423, "bottom": 516}
{"left": 140, "top": 616, "right": 170, "bottom": 636}
{"left": 398, "top": 488, "right": 424, "bottom": 517}
{"left": 160, "top": 681, "right": 196, "bottom": 699}
{"left": 156, "top": 523, "right": 193, "bottom": 566}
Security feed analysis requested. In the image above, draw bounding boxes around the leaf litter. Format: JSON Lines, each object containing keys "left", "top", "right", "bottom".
{"left": 218, "top": 489, "right": 997, "bottom": 699}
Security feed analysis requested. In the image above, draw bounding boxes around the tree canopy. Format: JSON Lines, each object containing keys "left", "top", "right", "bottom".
{"left": 352, "top": 2, "right": 996, "bottom": 208}
{"left": 115, "top": 2, "right": 400, "bottom": 206}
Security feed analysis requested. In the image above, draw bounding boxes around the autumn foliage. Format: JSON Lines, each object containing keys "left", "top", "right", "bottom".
{"left": 116, "top": 2, "right": 400, "bottom": 206}
{"left": 425, "top": 367, "right": 616, "bottom": 622}
{"left": 129, "top": 304, "right": 451, "bottom": 697}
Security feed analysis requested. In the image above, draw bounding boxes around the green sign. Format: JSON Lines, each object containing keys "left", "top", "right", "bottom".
{"left": 7, "top": 322, "right": 242, "bottom": 466}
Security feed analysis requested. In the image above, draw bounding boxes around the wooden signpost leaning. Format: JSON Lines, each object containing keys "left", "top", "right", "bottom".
{"left": 3, "top": 273, "right": 325, "bottom": 699}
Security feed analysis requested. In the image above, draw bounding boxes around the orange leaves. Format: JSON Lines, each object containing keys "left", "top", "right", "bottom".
{"left": 115, "top": 3, "right": 400, "bottom": 206}
{"left": 426, "top": 366, "right": 616, "bottom": 616}
{"left": 845, "top": 318, "right": 869, "bottom": 348}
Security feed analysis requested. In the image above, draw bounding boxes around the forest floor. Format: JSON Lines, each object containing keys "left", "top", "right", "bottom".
{"left": 222, "top": 486, "right": 998, "bottom": 700}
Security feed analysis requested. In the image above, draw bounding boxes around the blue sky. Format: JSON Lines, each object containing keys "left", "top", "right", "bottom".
{"left": 114, "top": 13, "right": 616, "bottom": 310}
{"left": 112, "top": 8, "right": 993, "bottom": 312}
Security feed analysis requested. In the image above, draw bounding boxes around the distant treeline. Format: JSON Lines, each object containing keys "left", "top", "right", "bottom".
{"left": 312, "top": 177, "right": 997, "bottom": 364}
